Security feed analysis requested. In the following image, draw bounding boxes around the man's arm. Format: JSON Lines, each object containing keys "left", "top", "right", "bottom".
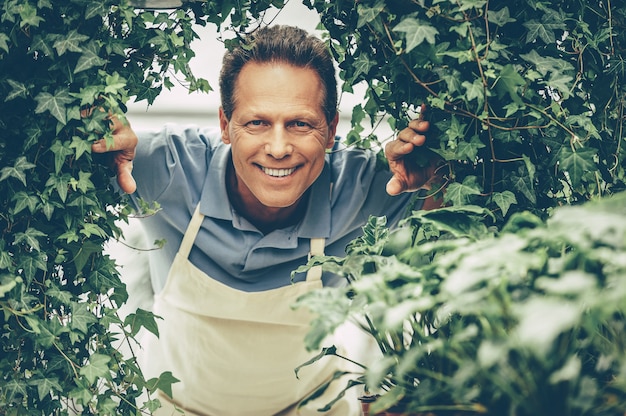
{"left": 91, "top": 116, "right": 138, "bottom": 194}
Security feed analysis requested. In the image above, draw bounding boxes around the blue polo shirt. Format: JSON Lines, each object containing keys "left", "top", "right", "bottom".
{"left": 129, "top": 124, "right": 421, "bottom": 293}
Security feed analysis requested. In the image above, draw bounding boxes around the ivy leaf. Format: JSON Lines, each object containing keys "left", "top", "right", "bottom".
{"left": 443, "top": 176, "right": 482, "bottom": 206}
{"left": 558, "top": 147, "right": 596, "bottom": 188}
{"left": 11, "top": 191, "right": 38, "bottom": 215}
{"left": 46, "top": 285, "right": 74, "bottom": 304}
{"left": 491, "top": 191, "right": 517, "bottom": 216}
{"left": 145, "top": 371, "right": 180, "bottom": 399}
{"left": 74, "top": 41, "right": 108, "bottom": 74}
{"left": 53, "top": 29, "right": 88, "bottom": 56}
{"left": 72, "top": 240, "right": 102, "bottom": 273}
{"left": 70, "top": 136, "right": 92, "bottom": 160}
{"left": 46, "top": 172, "right": 71, "bottom": 202}
{"left": 488, "top": 7, "right": 516, "bottom": 26}
{"left": 34, "top": 89, "right": 73, "bottom": 125}
{"left": 79, "top": 353, "right": 111, "bottom": 384}
{"left": 393, "top": 17, "right": 439, "bottom": 52}
{"left": 85, "top": 2, "right": 108, "bottom": 20}
{"left": 14, "top": 228, "right": 46, "bottom": 252}
{"left": 5, "top": 79, "right": 28, "bottom": 101}
{"left": 356, "top": 1, "right": 385, "bottom": 28}
{"left": 70, "top": 302, "right": 98, "bottom": 334}
{"left": 50, "top": 140, "right": 74, "bottom": 173}
{"left": 0, "top": 156, "right": 36, "bottom": 185}
{"left": 456, "top": 135, "right": 486, "bottom": 162}
{"left": 462, "top": 78, "right": 484, "bottom": 104}
{"left": 18, "top": 253, "right": 47, "bottom": 283}
{"left": 0, "top": 33, "right": 9, "bottom": 52}
{"left": 30, "top": 377, "right": 62, "bottom": 401}
{"left": 124, "top": 308, "right": 162, "bottom": 338}
{"left": 352, "top": 53, "right": 375, "bottom": 80}
{"left": 495, "top": 64, "right": 525, "bottom": 104}
{"left": 523, "top": 20, "right": 556, "bottom": 44}
{"left": 2, "top": 379, "right": 28, "bottom": 403}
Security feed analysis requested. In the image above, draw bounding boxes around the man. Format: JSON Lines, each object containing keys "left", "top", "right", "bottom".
{"left": 94, "top": 25, "right": 440, "bottom": 416}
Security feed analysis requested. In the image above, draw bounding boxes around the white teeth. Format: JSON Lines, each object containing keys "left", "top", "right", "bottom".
{"left": 262, "top": 167, "right": 296, "bottom": 177}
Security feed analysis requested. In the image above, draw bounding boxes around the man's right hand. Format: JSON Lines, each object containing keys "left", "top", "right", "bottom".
{"left": 91, "top": 115, "right": 138, "bottom": 194}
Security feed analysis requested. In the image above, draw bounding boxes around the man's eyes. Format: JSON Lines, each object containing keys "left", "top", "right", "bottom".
{"left": 245, "top": 120, "right": 311, "bottom": 129}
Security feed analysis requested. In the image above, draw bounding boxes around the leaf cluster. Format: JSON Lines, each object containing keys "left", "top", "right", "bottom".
{"left": 295, "top": 191, "right": 626, "bottom": 415}
{"left": 306, "top": 0, "right": 626, "bottom": 224}
{"left": 0, "top": 0, "right": 238, "bottom": 413}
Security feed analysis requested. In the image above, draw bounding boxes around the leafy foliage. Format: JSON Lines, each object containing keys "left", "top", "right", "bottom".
{"left": 306, "top": 0, "right": 626, "bottom": 223}
{"left": 0, "top": 0, "right": 235, "bottom": 413}
{"left": 296, "top": 192, "right": 626, "bottom": 415}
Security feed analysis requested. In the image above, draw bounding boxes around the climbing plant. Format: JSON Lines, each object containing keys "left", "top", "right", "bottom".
{"left": 306, "top": 0, "right": 626, "bottom": 224}
{"left": 0, "top": 0, "right": 282, "bottom": 414}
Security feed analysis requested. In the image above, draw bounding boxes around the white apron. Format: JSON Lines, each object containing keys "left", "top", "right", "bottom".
{"left": 140, "top": 205, "right": 359, "bottom": 416}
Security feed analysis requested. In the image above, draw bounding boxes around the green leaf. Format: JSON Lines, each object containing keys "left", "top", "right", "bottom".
{"left": 80, "top": 353, "right": 111, "bottom": 384}
{"left": 18, "top": 2, "right": 44, "bottom": 27}
{"left": 50, "top": 140, "right": 74, "bottom": 174}
{"left": 46, "top": 285, "right": 74, "bottom": 304}
{"left": 5, "top": 79, "right": 28, "bottom": 101}
{"left": 11, "top": 191, "right": 38, "bottom": 215}
{"left": 72, "top": 240, "right": 102, "bottom": 273}
{"left": 352, "top": 53, "right": 375, "bottom": 80}
{"left": 14, "top": 228, "right": 46, "bottom": 252}
{"left": 18, "top": 253, "right": 47, "bottom": 282}
{"left": 488, "top": 7, "right": 516, "bottom": 26}
{"left": 70, "top": 302, "right": 98, "bottom": 334}
{"left": 491, "top": 191, "right": 517, "bottom": 216}
{"left": 462, "top": 78, "right": 484, "bottom": 104}
{"left": 70, "top": 136, "right": 92, "bottom": 160}
{"left": 34, "top": 89, "right": 73, "bottom": 125}
{"left": 494, "top": 64, "right": 525, "bottom": 103}
{"left": 0, "top": 33, "right": 9, "bottom": 52}
{"left": 0, "top": 156, "right": 36, "bottom": 185}
{"left": 356, "top": 1, "right": 385, "bottom": 28}
{"left": 30, "top": 377, "right": 62, "bottom": 401}
{"left": 393, "top": 17, "right": 439, "bottom": 52}
{"left": 558, "top": 147, "right": 596, "bottom": 187}
{"left": 74, "top": 41, "right": 108, "bottom": 74}
{"left": 456, "top": 135, "right": 486, "bottom": 162}
{"left": 2, "top": 379, "right": 28, "bottom": 403}
{"left": 46, "top": 173, "right": 71, "bottom": 202}
{"left": 124, "top": 308, "right": 162, "bottom": 338}
{"left": 53, "top": 29, "right": 88, "bottom": 56}
{"left": 443, "top": 176, "right": 482, "bottom": 206}
{"left": 145, "top": 371, "right": 180, "bottom": 399}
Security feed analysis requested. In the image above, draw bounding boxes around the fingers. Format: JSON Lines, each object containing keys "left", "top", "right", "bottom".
{"left": 397, "top": 120, "right": 429, "bottom": 147}
{"left": 386, "top": 175, "right": 404, "bottom": 196}
{"left": 116, "top": 156, "right": 137, "bottom": 194}
{"left": 91, "top": 115, "right": 139, "bottom": 194}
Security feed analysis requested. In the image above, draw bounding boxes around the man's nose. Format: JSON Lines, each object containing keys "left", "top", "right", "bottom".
{"left": 264, "top": 127, "right": 293, "bottom": 159}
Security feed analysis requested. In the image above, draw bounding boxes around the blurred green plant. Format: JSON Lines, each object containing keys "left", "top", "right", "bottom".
{"left": 295, "top": 191, "right": 626, "bottom": 415}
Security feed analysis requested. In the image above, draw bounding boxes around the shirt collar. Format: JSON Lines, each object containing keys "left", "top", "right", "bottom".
{"left": 199, "top": 143, "right": 332, "bottom": 238}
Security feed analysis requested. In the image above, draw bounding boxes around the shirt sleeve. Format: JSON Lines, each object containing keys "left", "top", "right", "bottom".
{"left": 128, "top": 124, "right": 222, "bottom": 210}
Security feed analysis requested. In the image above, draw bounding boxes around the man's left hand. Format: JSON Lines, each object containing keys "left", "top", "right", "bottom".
{"left": 384, "top": 118, "right": 442, "bottom": 196}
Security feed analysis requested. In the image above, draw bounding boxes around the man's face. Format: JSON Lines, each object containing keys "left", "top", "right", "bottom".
{"left": 219, "top": 61, "right": 338, "bottom": 210}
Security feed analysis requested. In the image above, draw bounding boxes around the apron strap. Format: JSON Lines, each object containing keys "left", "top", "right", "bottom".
{"left": 179, "top": 204, "right": 204, "bottom": 259}
{"left": 306, "top": 237, "right": 326, "bottom": 282}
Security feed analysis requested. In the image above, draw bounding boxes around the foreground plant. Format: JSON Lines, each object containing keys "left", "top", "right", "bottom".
{"left": 295, "top": 191, "right": 626, "bottom": 415}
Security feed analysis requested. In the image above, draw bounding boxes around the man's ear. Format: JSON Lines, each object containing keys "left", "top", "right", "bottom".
{"left": 219, "top": 107, "right": 230, "bottom": 144}
{"left": 326, "top": 113, "right": 339, "bottom": 150}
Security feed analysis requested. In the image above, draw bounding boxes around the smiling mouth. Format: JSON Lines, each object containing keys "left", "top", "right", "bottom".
{"left": 261, "top": 166, "right": 297, "bottom": 177}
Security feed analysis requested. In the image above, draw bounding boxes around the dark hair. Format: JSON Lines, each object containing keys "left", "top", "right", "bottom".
{"left": 219, "top": 25, "right": 338, "bottom": 124}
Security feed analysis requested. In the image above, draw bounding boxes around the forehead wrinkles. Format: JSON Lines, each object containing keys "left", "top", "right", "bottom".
{"left": 230, "top": 61, "right": 327, "bottom": 118}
